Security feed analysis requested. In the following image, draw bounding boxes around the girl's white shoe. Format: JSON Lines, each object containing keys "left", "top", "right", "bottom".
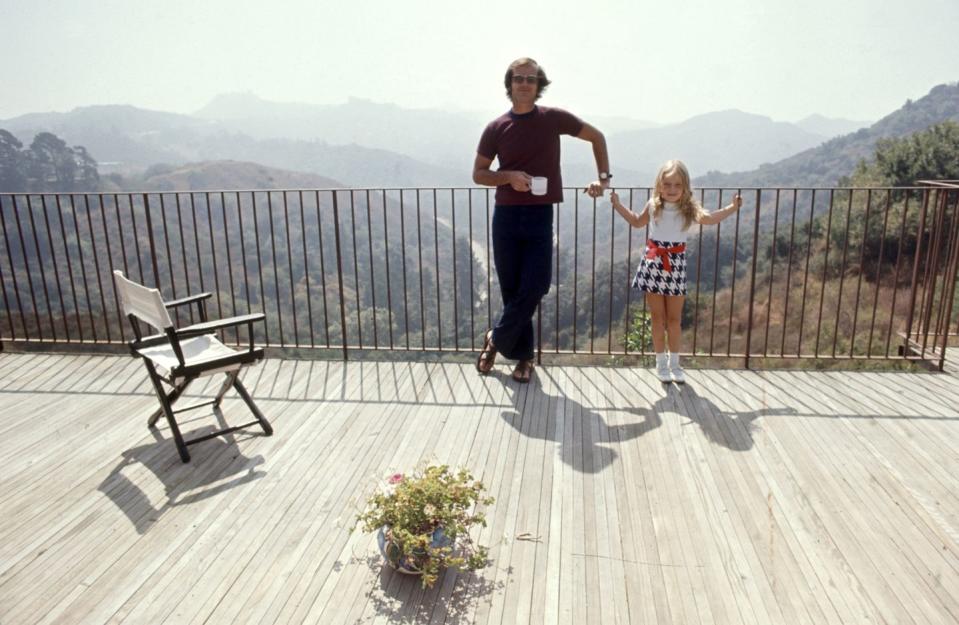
{"left": 669, "top": 353, "right": 685, "bottom": 384}
{"left": 655, "top": 353, "right": 671, "bottom": 383}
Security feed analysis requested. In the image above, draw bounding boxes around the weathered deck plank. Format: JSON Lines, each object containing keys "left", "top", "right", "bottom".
{"left": 1, "top": 352, "right": 958, "bottom": 625}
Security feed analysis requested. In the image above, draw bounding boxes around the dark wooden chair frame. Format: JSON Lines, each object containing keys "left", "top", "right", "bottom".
{"left": 116, "top": 272, "right": 273, "bottom": 462}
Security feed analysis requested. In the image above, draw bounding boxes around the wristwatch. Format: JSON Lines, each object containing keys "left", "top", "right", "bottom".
{"left": 599, "top": 172, "right": 612, "bottom": 181}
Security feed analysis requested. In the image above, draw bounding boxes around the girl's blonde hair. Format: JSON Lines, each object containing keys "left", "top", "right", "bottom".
{"left": 652, "top": 160, "right": 705, "bottom": 231}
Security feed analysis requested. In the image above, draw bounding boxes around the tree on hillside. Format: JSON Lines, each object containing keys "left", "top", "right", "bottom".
{"left": 875, "top": 121, "right": 959, "bottom": 186}
{"left": 0, "top": 130, "right": 28, "bottom": 191}
{"left": 28, "top": 132, "right": 78, "bottom": 190}
{"left": 822, "top": 121, "right": 959, "bottom": 271}
{"left": 0, "top": 129, "right": 99, "bottom": 192}
{"left": 72, "top": 145, "right": 100, "bottom": 189}
{"left": 849, "top": 121, "right": 959, "bottom": 186}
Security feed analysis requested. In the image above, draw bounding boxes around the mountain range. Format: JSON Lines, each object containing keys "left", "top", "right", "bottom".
{"left": 600, "top": 109, "right": 847, "bottom": 183}
{"left": 0, "top": 92, "right": 873, "bottom": 189}
{"left": 695, "top": 81, "right": 959, "bottom": 187}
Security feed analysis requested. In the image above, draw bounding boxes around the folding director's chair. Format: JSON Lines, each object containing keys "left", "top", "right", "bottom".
{"left": 113, "top": 270, "right": 273, "bottom": 462}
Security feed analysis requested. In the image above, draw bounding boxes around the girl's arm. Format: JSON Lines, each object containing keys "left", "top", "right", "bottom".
{"left": 698, "top": 194, "right": 743, "bottom": 225}
{"left": 610, "top": 191, "right": 649, "bottom": 228}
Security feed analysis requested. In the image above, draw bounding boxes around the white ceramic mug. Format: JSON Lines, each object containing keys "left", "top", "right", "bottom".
{"left": 530, "top": 176, "right": 548, "bottom": 195}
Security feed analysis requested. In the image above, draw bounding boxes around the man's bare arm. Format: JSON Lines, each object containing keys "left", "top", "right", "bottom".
{"left": 577, "top": 123, "right": 610, "bottom": 197}
{"left": 473, "top": 153, "right": 532, "bottom": 192}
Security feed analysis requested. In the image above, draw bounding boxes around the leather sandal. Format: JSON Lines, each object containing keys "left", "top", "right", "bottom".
{"left": 511, "top": 359, "right": 535, "bottom": 384}
{"left": 476, "top": 329, "right": 497, "bottom": 374}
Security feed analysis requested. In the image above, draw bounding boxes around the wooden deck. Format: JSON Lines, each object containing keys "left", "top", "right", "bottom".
{"left": 1, "top": 351, "right": 958, "bottom": 625}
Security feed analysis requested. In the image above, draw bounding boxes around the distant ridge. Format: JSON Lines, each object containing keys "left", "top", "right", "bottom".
{"left": 594, "top": 109, "right": 831, "bottom": 186}
{"left": 195, "top": 93, "right": 484, "bottom": 172}
{"left": 131, "top": 160, "right": 344, "bottom": 191}
{"left": 695, "top": 81, "right": 959, "bottom": 187}
{"left": 795, "top": 114, "right": 870, "bottom": 138}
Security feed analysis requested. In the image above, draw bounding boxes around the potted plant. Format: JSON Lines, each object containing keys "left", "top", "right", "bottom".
{"left": 356, "top": 464, "right": 494, "bottom": 588}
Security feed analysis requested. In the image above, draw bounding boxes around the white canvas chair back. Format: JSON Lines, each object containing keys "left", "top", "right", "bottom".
{"left": 113, "top": 270, "right": 173, "bottom": 332}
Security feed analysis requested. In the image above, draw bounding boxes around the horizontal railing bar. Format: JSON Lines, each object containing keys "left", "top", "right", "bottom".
{"left": 0, "top": 185, "right": 945, "bottom": 197}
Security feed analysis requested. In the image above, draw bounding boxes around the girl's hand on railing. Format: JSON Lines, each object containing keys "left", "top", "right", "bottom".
{"left": 610, "top": 191, "right": 622, "bottom": 208}
{"left": 729, "top": 194, "right": 743, "bottom": 210}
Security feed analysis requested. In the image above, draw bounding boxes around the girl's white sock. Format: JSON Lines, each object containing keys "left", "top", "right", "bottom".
{"left": 668, "top": 352, "right": 685, "bottom": 384}
{"left": 655, "top": 352, "right": 671, "bottom": 382}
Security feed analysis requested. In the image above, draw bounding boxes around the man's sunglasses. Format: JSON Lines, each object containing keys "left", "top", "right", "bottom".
{"left": 511, "top": 74, "right": 538, "bottom": 85}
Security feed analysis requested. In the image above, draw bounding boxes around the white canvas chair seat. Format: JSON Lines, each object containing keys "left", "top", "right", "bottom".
{"left": 136, "top": 334, "right": 242, "bottom": 382}
{"left": 113, "top": 270, "right": 273, "bottom": 462}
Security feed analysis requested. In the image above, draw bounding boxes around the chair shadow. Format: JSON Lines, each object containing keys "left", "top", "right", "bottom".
{"left": 97, "top": 407, "right": 267, "bottom": 534}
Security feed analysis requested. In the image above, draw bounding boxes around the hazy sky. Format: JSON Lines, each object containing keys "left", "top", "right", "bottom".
{"left": 2, "top": 0, "right": 957, "bottom": 124}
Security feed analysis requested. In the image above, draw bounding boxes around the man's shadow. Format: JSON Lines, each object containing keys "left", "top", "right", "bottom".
{"left": 497, "top": 368, "right": 658, "bottom": 474}
{"left": 499, "top": 367, "right": 797, "bottom": 474}
{"left": 97, "top": 407, "right": 267, "bottom": 534}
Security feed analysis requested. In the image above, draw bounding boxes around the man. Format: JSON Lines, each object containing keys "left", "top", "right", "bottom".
{"left": 473, "top": 57, "right": 611, "bottom": 383}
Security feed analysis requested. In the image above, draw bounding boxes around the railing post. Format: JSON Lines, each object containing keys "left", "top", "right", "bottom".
{"left": 902, "top": 187, "right": 931, "bottom": 357}
{"left": 919, "top": 189, "right": 947, "bottom": 356}
{"left": 2, "top": 195, "right": 28, "bottom": 339}
{"left": 331, "top": 190, "right": 349, "bottom": 361}
{"left": 745, "top": 189, "right": 761, "bottom": 369}
{"left": 936, "top": 189, "right": 959, "bottom": 371}
{"left": 143, "top": 194, "right": 161, "bottom": 289}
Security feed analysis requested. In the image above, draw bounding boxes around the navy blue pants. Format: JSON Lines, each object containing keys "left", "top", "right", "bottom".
{"left": 491, "top": 204, "right": 553, "bottom": 362}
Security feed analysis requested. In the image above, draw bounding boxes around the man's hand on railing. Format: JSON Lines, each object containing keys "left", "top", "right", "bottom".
{"left": 583, "top": 179, "right": 608, "bottom": 198}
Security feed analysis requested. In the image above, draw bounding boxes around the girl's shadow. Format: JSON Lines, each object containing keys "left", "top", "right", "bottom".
{"left": 498, "top": 367, "right": 797, "bottom": 475}
{"left": 624, "top": 377, "right": 797, "bottom": 452}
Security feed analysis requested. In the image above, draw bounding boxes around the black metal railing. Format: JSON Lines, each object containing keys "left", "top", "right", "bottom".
{"left": 1, "top": 183, "right": 957, "bottom": 369}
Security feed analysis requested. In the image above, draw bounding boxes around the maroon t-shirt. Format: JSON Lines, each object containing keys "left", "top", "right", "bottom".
{"left": 477, "top": 106, "right": 584, "bottom": 205}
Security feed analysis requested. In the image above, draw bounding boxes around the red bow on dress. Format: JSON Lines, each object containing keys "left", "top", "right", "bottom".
{"left": 645, "top": 240, "right": 686, "bottom": 273}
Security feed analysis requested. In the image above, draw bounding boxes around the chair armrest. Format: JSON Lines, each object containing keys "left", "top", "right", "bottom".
{"left": 176, "top": 348, "right": 265, "bottom": 378}
{"left": 176, "top": 313, "right": 265, "bottom": 338}
{"left": 164, "top": 292, "right": 213, "bottom": 309}
{"left": 129, "top": 333, "right": 171, "bottom": 349}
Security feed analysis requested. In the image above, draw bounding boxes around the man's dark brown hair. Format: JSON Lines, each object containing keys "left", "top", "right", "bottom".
{"left": 504, "top": 57, "right": 551, "bottom": 101}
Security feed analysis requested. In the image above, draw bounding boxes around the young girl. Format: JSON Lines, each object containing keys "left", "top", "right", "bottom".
{"left": 610, "top": 160, "right": 742, "bottom": 383}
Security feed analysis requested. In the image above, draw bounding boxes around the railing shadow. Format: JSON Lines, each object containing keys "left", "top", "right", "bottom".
{"left": 3, "top": 355, "right": 957, "bottom": 423}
